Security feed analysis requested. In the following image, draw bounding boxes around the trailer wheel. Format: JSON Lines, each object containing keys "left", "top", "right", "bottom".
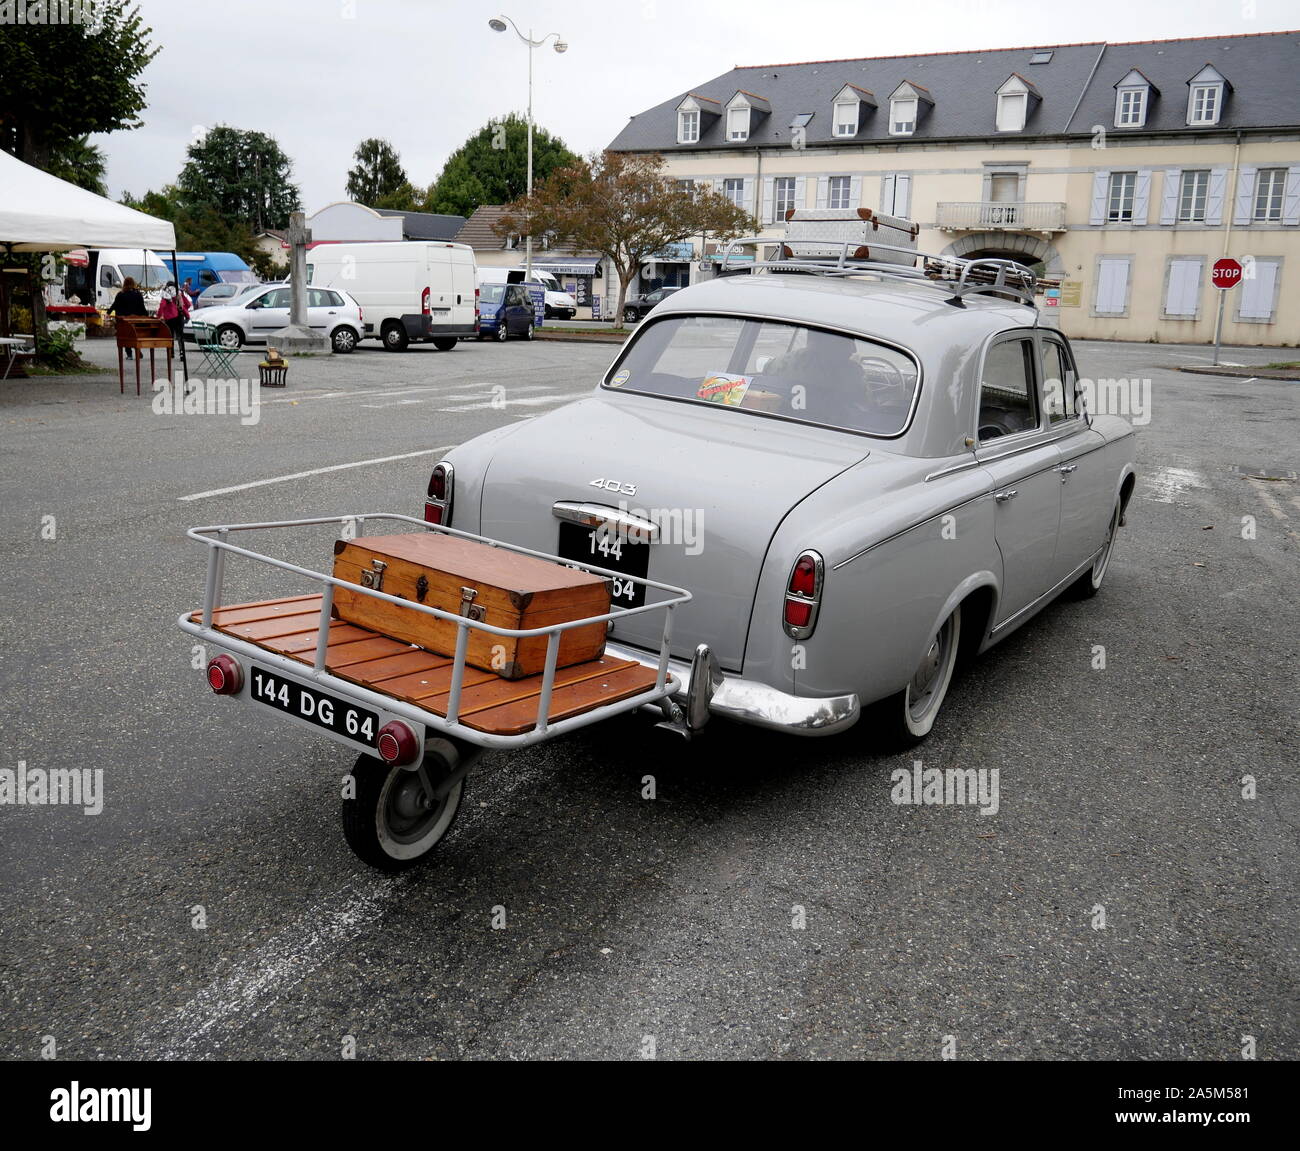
{"left": 341, "top": 741, "right": 468, "bottom": 870}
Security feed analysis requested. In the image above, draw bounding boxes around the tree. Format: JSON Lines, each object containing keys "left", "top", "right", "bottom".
{"left": 177, "top": 125, "right": 301, "bottom": 233}
{"left": 345, "top": 138, "right": 409, "bottom": 205}
{"left": 121, "top": 185, "right": 258, "bottom": 265}
{"left": 428, "top": 114, "right": 578, "bottom": 218}
{"left": 0, "top": 3, "right": 157, "bottom": 168}
{"left": 498, "top": 151, "right": 756, "bottom": 322}
{"left": 46, "top": 136, "right": 108, "bottom": 196}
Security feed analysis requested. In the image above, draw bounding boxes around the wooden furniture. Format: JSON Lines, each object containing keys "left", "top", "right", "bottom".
{"left": 190, "top": 594, "right": 654, "bottom": 737}
{"left": 0, "top": 335, "right": 36, "bottom": 380}
{"left": 115, "top": 316, "right": 173, "bottom": 394}
{"left": 333, "top": 533, "right": 610, "bottom": 679}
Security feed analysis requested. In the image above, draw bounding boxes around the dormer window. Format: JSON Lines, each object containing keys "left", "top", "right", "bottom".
{"left": 994, "top": 74, "right": 1038, "bottom": 133}
{"left": 830, "top": 84, "right": 874, "bottom": 138}
{"left": 674, "top": 93, "right": 720, "bottom": 145}
{"left": 887, "top": 82, "right": 930, "bottom": 137}
{"left": 1187, "top": 65, "right": 1227, "bottom": 126}
{"left": 724, "top": 90, "right": 770, "bottom": 144}
{"left": 1113, "top": 69, "right": 1155, "bottom": 129}
{"left": 678, "top": 110, "right": 699, "bottom": 143}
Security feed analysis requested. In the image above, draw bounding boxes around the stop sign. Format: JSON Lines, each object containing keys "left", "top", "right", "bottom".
{"left": 1212, "top": 258, "right": 1243, "bottom": 289}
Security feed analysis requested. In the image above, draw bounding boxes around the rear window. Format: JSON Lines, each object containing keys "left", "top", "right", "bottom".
{"left": 603, "top": 315, "right": 920, "bottom": 437}
{"left": 479, "top": 284, "right": 505, "bottom": 304}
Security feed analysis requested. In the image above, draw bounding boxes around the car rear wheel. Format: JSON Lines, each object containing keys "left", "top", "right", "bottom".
{"left": 524, "top": 322, "right": 534, "bottom": 341}
{"left": 1071, "top": 501, "right": 1121, "bottom": 599}
{"left": 871, "top": 605, "right": 961, "bottom": 748}
{"left": 216, "top": 324, "right": 243, "bottom": 350}
{"left": 331, "top": 326, "right": 358, "bottom": 354}
{"left": 382, "top": 322, "right": 409, "bottom": 352}
{"left": 495, "top": 323, "right": 508, "bottom": 342}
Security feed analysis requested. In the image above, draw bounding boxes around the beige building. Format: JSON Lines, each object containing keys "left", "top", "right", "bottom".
{"left": 609, "top": 32, "right": 1300, "bottom": 345}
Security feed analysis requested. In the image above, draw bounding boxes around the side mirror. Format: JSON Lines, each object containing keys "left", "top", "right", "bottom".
{"left": 1074, "top": 379, "right": 1091, "bottom": 426}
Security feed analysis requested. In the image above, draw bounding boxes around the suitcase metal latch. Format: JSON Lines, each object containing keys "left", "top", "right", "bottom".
{"left": 458, "top": 586, "right": 486, "bottom": 622}
{"left": 415, "top": 575, "right": 429, "bottom": 602}
{"left": 360, "top": 559, "right": 387, "bottom": 591}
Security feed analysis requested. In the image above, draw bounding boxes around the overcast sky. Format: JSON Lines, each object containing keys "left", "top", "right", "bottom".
{"left": 97, "top": 0, "right": 1295, "bottom": 211}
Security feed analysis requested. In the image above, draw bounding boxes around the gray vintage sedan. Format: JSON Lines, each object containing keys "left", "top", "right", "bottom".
{"left": 427, "top": 261, "right": 1136, "bottom": 745}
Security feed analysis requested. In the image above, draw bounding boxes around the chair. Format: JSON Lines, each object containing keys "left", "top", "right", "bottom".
{"left": 190, "top": 320, "right": 240, "bottom": 378}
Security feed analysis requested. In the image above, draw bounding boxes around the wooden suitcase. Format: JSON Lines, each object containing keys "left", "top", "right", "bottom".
{"left": 332, "top": 533, "right": 609, "bottom": 680}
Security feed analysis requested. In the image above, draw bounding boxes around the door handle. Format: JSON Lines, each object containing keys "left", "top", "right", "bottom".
{"left": 994, "top": 489, "right": 1019, "bottom": 503}
{"left": 1055, "top": 463, "right": 1078, "bottom": 474}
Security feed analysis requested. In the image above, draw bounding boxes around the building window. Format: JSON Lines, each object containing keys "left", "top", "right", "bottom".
{"left": 773, "top": 177, "right": 797, "bottom": 220}
{"left": 1108, "top": 171, "right": 1137, "bottom": 222}
{"left": 1254, "top": 168, "right": 1286, "bottom": 222}
{"left": 723, "top": 178, "right": 745, "bottom": 209}
{"left": 1029, "top": 50, "right": 1053, "bottom": 65}
{"left": 1188, "top": 83, "right": 1221, "bottom": 126}
{"left": 727, "top": 107, "right": 749, "bottom": 141}
{"left": 833, "top": 101, "right": 858, "bottom": 136}
{"left": 678, "top": 110, "right": 699, "bottom": 143}
{"left": 827, "top": 176, "right": 852, "bottom": 210}
{"left": 1116, "top": 88, "right": 1146, "bottom": 127}
{"left": 996, "top": 92, "right": 1027, "bottom": 132}
{"left": 889, "top": 98, "right": 917, "bottom": 135}
{"left": 1179, "top": 170, "right": 1209, "bottom": 221}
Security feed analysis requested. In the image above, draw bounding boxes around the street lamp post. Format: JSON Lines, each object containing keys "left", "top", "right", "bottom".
{"left": 488, "top": 15, "right": 567, "bottom": 284}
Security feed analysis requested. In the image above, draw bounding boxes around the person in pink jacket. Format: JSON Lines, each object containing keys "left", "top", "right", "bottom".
{"left": 158, "top": 282, "right": 191, "bottom": 349}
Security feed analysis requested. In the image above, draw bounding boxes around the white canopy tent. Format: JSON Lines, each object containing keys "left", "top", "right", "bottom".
{"left": 0, "top": 147, "right": 176, "bottom": 251}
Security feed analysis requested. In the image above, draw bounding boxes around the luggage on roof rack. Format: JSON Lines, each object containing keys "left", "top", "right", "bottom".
{"left": 783, "top": 208, "right": 919, "bottom": 267}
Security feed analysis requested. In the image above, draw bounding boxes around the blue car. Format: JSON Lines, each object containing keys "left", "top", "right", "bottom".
{"left": 476, "top": 282, "right": 540, "bottom": 342}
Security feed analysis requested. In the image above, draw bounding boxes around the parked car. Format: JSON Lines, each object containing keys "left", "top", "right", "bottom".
{"left": 429, "top": 258, "right": 1136, "bottom": 744}
{"left": 194, "top": 282, "right": 250, "bottom": 309}
{"left": 306, "top": 241, "right": 475, "bottom": 351}
{"left": 623, "top": 285, "right": 681, "bottom": 323}
{"left": 188, "top": 284, "right": 364, "bottom": 353}
{"left": 480, "top": 266, "right": 576, "bottom": 319}
{"left": 476, "top": 282, "right": 537, "bottom": 341}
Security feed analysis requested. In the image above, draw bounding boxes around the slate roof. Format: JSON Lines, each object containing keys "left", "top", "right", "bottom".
{"left": 373, "top": 209, "right": 467, "bottom": 240}
{"left": 607, "top": 31, "right": 1300, "bottom": 152}
{"left": 453, "top": 206, "right": 511, "bottom": 250}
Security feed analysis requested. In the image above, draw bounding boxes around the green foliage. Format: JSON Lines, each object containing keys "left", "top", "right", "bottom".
{"left": 428, "top": 114, "right": 579, "bottom": 218}
{"left": 250, "top": 248, "right": 289, "bottom": 281}
{"left": 36, "top": 325, "right": 84, "bottom": 371}
{"left": 0, "top": 2, "right": 157, "bottom": 166}
{"left": 346, "top": 138, "right": 409, "bottom": 204}
{"left": 45, "top": 135, "right": 108, "bottom": 196}
{"left": 177, "top": 125, "right": 301, "bottom": 233}
{"left": 121, "top": 184, "right": 262, "bottom": 268}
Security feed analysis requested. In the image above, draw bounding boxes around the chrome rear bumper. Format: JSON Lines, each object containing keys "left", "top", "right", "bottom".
{"left": 604, "top": 640, "right": 860, "bottom": 737}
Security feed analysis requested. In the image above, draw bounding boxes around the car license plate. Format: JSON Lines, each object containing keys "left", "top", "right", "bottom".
{"left": 557, "top": 521, "right": 650, "bottom": 609}
{"left": 248, "top": 665, "right": 378, "bottom": 747}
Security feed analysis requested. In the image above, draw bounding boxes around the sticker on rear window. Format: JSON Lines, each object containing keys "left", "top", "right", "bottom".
{"left": 610, "top": 368, "right": 631, "bottom": 387}
{"left": 696, "top": 373, "right": 752, "bottom": 406}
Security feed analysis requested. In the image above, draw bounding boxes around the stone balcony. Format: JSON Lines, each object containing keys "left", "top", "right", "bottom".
{"left": 935, "top": 201, "right": 1067, "bottom": 233}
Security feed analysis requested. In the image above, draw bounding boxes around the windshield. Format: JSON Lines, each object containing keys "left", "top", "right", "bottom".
{"left": 603, "top": 315, "right": 920, "bottom": 437}
{"left": 479, "top": 284, "right": 505, "bottom": 304}
{"left": 218, "top": 269, "right": 258, "bottom": 284}
{"left": 118, "top": 264, "right": 168, "bottom": 291}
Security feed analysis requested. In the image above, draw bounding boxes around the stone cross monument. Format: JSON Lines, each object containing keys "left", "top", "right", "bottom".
{"left": 268, "top": 211, "right": 330, "bottom": 355}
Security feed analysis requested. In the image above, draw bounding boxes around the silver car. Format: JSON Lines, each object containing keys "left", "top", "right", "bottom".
{"left": 429, "top": 258, "right": 1136, "bottom": 744}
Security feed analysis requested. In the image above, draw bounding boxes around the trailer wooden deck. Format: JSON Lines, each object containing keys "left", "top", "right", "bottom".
{"left": 191, "top": 594, "right": 659, "bottom": 737}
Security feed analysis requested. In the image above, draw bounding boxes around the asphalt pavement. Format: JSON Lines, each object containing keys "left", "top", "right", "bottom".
{"left": 0, "top": 333, "right": 1295, "bottom": 1060}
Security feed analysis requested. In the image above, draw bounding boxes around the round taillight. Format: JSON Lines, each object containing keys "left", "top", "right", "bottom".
{"left": 376, "top": 721, "right": 419, "bottom": 766}
{"left": 207, "top": 654, "right": 243, "bottom": 695}
{"left": 789, "top": 555, "right": 818, "bottom": 597}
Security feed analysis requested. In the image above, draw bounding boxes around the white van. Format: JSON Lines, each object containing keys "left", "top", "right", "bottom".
{"left": 306, "top": 241, "right": 477, "bottom": 351}
{"left": 478, "top": 266, "right": 576, "bottom": 320}
{"left": 70, "top": 249, "right": 170, "bottom": 314}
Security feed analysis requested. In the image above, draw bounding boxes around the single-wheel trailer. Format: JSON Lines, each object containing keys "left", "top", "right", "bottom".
{"left": 179, "top": 513, "right": 690, "bottom": 870}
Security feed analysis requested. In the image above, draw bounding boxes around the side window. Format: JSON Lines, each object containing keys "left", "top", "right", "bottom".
{"left": 1040, "top": 339, "right": 1078, "bottom": 423}
{"left": 979, "top": 337, "right": 1038, "bottom": 441}
{"left": 307, "top": 288, "right": 332, "bottom": 308}
{"left": 199, "top": 269, "right": 219, "bottom": 286}
{"left": 101, "top": 267, "right": 120, "bottom": 288}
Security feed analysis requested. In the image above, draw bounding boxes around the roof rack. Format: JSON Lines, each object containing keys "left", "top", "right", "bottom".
{"left": 713, "top": 237, "right": 1056, "bottom": 308}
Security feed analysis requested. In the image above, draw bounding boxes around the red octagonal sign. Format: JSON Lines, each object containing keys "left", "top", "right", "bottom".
{"left": 1212, "top": 257, "right": 1243, "bottom": 289}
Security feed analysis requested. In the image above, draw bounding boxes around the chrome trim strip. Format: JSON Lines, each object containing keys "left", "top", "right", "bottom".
{"left": 552, "top": 500, "right": 661, "bottom": 541}
{"left": 831, "top": 492, "right": 988, "bottom": 571}
{"left": 988, "top": 546, "right": 1104, "bottom": 636}
{"left": 925, "top": 456, "right": 981, "bottom": 482}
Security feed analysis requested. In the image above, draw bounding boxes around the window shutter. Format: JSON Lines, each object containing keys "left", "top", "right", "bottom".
{"left": 712, "top": 177, "right": 723, "bottom": 196}
{"left": 793, "top": 176, "right": 806, "bottom": 214}
{"left": 895, "top": 174, "right": 911, "bottom": 217}
{"left": 1205, "top": 168, "right": 1228, "bottom": 226}
{"left": 762, "top": 176, "right": 775, "bottom": 223}
{"left": 1164, "top": 259, "right": 1202, "bottom": 317}
{"left": 1089, "top": 171, "right": 1110, "bottom": 225}
{"left": 1283, "top": 167, "right": 1300, "bottom": 226}
{"left": 1160, "top": 169, "right": 1181, "bottom": 225}
{"left": 1132, "top": 169, "right": 1152, "bottom": 224}
{"left": 1095, "top": 257, "right": 1129, "bottom": 314}
{"left": 1238, "top": 260, "right": 1279, "bottom": 320}
{"left": 881, "top": 174, "right": 896, "bottom": 214}
{"left": 849, "top": 175, "right": 862, "bottom": 209}
{"left": 741, "top": 177, "right": 754, "bottom": 217}
{"left": 1233, "top": 166, "right": 1257, "bottom": 225}
{"left": 815, "top": 177, "right": 828, "bottom": 209}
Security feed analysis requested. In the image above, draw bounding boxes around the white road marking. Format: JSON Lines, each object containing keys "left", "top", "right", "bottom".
{"left": 1142, "top": 466, "right": 1206, "bottom": 504}
{"left": 178, "top": 446, "right": 457, "bottom": 502}
{"left": 437, "top": 393, "right": 587, "bottom": 413}
{"left": 1248, "top": 477, "right": 1299, "bottom": 541}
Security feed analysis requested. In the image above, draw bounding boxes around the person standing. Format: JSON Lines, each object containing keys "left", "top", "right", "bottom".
{"left": 157, "top": 282, "right": 190, "bottom": 350}
{"left": 104, "top": 276, "right": 146, "bottom": 359}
